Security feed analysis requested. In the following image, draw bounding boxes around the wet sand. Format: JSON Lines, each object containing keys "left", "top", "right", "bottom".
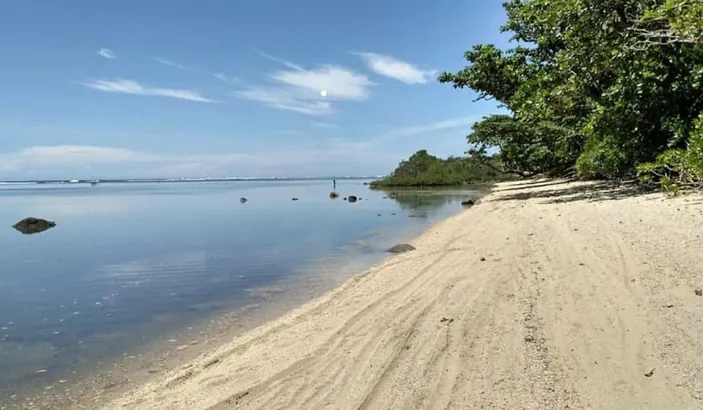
{"left": 43, "top": 180, "right": 703, "bottom": 408}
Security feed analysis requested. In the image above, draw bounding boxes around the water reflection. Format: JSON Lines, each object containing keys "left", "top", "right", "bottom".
{"left": 0, "top": 180, "right": 490, "bottom": 402}
{"left": 372, "top": 186, "right": 488, "bottom": 218}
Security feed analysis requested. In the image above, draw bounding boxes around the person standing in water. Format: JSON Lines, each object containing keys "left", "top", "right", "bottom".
{"left": 333, "top": 179, "right": 336, "bottom": 189}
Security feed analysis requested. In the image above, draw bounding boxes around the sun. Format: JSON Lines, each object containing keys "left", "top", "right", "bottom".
{"left": 320, "top": 89, "right": 328, "bottom": 97}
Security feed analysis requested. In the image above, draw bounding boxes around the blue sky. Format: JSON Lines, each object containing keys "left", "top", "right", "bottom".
{"left": 0, "top": 0, "right": 510, "bottom": 180}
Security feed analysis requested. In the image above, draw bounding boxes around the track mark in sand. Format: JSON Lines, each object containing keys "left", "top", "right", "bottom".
{"left": 518, "top": 248, "right": 581, "bottom": 409}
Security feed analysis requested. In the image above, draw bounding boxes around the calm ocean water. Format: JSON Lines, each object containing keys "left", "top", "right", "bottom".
{"left": 0, "top": 179, "right": 486, "bottom": 402}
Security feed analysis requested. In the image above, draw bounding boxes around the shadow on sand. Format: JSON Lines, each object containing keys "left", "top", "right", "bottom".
{"left": 490, "top": 179, "right": 659, "bottom": 205}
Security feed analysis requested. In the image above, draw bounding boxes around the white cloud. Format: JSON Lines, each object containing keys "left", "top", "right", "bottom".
{"left": 254, "top": 49, "right": 304, "bottom": 71}
{"left": 0, "top": 146, "right": 153, "bottom": 173}
{"left": 385, "top": 116, "right": 479, "bottom": 139}
{"left": 97, "top": 48, "right": 116, "bottom": 60}
{"left": 0, "top": 143, "right": 392, "bottom": 179}
{"left": 80, "top": 79, "right": 217, "bottom": 103}
{"left": 233, "top": 51, "right": 375, "bottom": 116}
{"left": 0, "top": 116, "right": 478, "bottom": 179}
{"left": 213, "top": 72, "right": 241, "bottom": 85}
{"left": 312, "top": 122, "right": 340, "bottom": 129}
{"left": 152, "top": 57, "right": 187, "bottom": 70}
{"left": 271, "top": 65, "right": 373, "bottom": 101}
{"left": 234, "top": 87, "right": 332, "bottom": 116}
{"left": 355, "top": 52, "right": 436, "bottom": 84}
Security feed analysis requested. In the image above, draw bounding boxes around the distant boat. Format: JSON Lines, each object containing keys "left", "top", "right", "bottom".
{"left": 69, "top": 179, "right": 79, "bottom": 184}
{"left": 90, "top": 180, "right": 100, "bottom": 186}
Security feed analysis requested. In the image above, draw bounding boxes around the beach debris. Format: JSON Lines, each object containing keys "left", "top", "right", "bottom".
{"left": 440, "top": 317, "right": 454, "bottom": 324}
{"left": 695, "top": 289, "right": 702, "bottom": 296}
{"left": 12, "top": 217, "right": 56, "bottom": 235}
{"left": 644, "top": 368, "right": 655, "bottom": 378}
{"left": 329, "top": 192, "right": 339, "bottom": 199}
{"left": 240, "top": 197, "right": 248, "bottom": 204}
{"left": 663, "top": 303, "right": 675, "bottom": 308}
{"left": 461, "top": 199, "right": 476, "bottom": 207}
{"left": 348, "top": 195, "right": 358, "bottom": 203}
{"left": 387, "top": 244, "right": 415, "bottom": 254}
{"left": 233, "top": 391, "right": 250, "bottom": 404}
{"left": 480, "top": 257, "right": 486, "bottom": 262}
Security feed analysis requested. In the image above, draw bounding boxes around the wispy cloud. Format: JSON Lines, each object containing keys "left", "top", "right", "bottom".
{"left": 354, "top": 52, "right": 437, "bottom": 84}
{"left": 152, "top": 57, "right": 187, "bottom": 70}
{"left": 80, "top": 79, "right": 217, "bottom": 103}
{"left": 234, "top": 51, "right": 375, "bottom": 116}
{"left": 312, "top": 122, "right": 340, "bottom": 129}
{"left": 386, "top": 116, "right": 479, "bottom": 139}
{"left": 213, "top": 72, "right": 241, "bottom": 85}
{"left": 0, "top": 142, "right": 391, "bottom": 179}
{"left": 254, "top": 49, "right": 304, "bottom": 71}
{"left": 154, "top": 56, "right": 242, "bottom": 87}
{"left": 0, "top": 115, "right": 477, "bottom": 179}
{"left": 97, "top": 48, "right": 116, "bottom": 60}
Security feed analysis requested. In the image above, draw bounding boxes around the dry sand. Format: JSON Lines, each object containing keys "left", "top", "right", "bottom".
{"left": 105, "top": 179, "right": 703, "bottom": 410}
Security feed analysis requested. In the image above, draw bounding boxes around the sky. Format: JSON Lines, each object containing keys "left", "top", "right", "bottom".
{"left": 0, "top": 0, "right": 511, "bottom": 180}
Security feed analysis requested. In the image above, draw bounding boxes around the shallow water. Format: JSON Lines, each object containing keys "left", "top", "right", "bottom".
{"left": 0, "top": 179, "right": 486, "bottom": 401}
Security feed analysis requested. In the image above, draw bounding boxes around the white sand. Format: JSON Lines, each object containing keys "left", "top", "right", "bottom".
{"left": 105, "top": 179, "right": 703, "bottom": 410}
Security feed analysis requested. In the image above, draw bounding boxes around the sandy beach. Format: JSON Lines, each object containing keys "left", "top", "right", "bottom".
{"left": 105, "top": 179, "right": 703, "bottom": 410}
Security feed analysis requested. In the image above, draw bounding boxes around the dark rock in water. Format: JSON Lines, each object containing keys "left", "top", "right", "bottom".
{"left": 348, "top": 195, "right": 358, "bottom": 203}
{"left": 292, "top": 198, "right": 299, "bottom": 201}
{"left": 329, "top": 192, "right": 339, "bottom": 199}
{"left": 13, "top": 217, "right": 56, "bottom": 235}
{"left": 240, "top": 197, "right": 248, "bottom": 203}
{"left": 461, "top": 199, "right": 476, "bottom": 206}
{"left": 387, "top": 244, "right": 416, "bottom": 254}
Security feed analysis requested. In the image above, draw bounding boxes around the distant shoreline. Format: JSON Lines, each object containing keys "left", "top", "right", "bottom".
{"left": 0, "top": 177, "right": 382, "bottom": 185}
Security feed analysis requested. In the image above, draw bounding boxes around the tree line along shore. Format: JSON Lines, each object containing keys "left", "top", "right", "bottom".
{"left": 373, "top": 0, "right": 703, "bottom": 195}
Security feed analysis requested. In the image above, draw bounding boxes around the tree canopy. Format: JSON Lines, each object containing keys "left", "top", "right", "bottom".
{"left": 370, "top": 150, "right": 515, "bottom": 187}
{"left": 440, "top": 0, "right": 703, "bottom": 186}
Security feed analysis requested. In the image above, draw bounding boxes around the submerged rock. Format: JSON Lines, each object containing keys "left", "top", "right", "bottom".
{"left": 13, "top": 217, "right": 56, "bottom": 235}
{"left": 387, "top": 244, "right": 416, "bottom": 254}
{"left": 348, "top": 195, "right": 358, "bottom": 203}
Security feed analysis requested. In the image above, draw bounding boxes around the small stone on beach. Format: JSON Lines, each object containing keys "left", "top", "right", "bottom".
{"left": 387, "top": 244, "right": 416, "bottom": 254}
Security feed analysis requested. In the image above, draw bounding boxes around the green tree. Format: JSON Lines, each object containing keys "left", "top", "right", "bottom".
{"left": 439, "top": 0, "right": 703, "bottom": 183}
{"left": 371, "top": 150, "right": 515, "bottom": 187}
